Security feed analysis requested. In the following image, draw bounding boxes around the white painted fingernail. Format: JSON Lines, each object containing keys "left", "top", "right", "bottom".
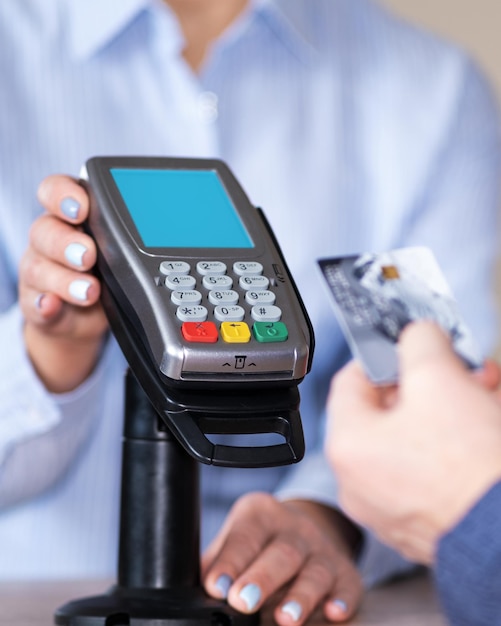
{"left": 64, "top": 242, "right": 87, "bottom": 267}
{"left": 281, "top": 600, "right": 302, "bottom": 621}
{"left": 214, "top": 574, "right": 233, "bottom": 599}
{"left": 239, "top": 583, "right": 261, "bottom": 612}
{"left": 35, "top": 294, "right": 46, "bottom": 310}
{"left": 61, "top": 197, "right": 80, "bottom": 220}
{"left": 69, "top": 279, "right": 91, "bottom": 301}
{"left": 332, "top": 598, "right": 348, "bottom": 613}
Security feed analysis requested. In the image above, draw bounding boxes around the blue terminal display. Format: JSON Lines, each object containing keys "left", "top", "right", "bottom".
{"left": 111, "top": 168, "right": 254, "bottom": 249}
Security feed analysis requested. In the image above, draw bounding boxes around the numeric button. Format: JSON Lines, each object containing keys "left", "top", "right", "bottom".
{"left": 245, "top": 290, "right": 276, "bottom": 305}
{"left": 233, "top": 262, "right": 263, "bottom": 276}
{"left": 160, "top": 261, "right": 190, "bottom": 275}
{"left": 239, "top": 275, "right": 269, "bottom": 290}
{"left": 214, "top": 305, "right": 245, "bottom": 322}
{"left": 208, "top": 290, "right": 239, "bottom": 305}
{"left": 171, "top": 290, "right": 202, "bottom": 306}
{"left": 165, "top": 274, "right": 197, "bottom": 290}
{"left": 203, "top": 275, "right": 233, "bottom": 289}
{"left": 196, "top": 261, "right": 227, "bottom": 275}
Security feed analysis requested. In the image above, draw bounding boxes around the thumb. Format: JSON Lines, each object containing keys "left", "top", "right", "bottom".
{"left": 397, "top": 320, "right": 466, "bottom": 382}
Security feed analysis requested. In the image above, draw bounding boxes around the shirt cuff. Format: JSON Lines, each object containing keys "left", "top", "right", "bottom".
{"left": 0, "top": 305, "right": 61, "bottom": 464}
{"left": 0, "top": 305, "right": 123, "bottom": 507}
{"left": 434, "top": 480, "right": 501, "bottom": 623}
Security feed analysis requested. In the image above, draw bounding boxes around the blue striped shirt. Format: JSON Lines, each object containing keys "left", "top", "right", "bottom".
{"left": 0, "top": 0, "right": 499, "bottom": 582}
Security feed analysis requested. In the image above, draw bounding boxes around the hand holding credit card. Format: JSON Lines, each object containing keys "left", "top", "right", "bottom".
{"left": 318, "top": 246, "right": 482, "bottom": 384}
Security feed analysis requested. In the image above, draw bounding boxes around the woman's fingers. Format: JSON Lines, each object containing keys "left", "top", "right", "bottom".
{"left": 37, "top": 174, "right": 90, "bottom": 223}
{"left": 203, "top": 493, "right": 363, "bottom": 625}
{"left": 20, "top": 248, "right": 100, "bottom": 312}
{"left": 272, "top": 550, "right": 362, "bottom": 625}
{"left": 29, "top": 213, "right": 96, "bottom": 271}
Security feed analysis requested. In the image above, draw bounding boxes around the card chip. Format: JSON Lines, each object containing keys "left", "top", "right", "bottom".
{"left": 381, "top": 265, "right": 400, "bottom": 280}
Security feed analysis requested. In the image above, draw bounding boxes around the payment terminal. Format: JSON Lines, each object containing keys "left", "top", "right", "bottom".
{"left": 55, "top": 158, "right": 314, "bottom": 625}
{"left": 80, "top": 156, "right": 315, "bottom": 467}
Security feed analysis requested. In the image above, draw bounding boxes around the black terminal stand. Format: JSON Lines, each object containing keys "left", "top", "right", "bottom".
{"left": 55, "top": 257, "right": 309, "bottom": 625}
{"left": 55, "top": 370, "right": 259, "bottom": 626}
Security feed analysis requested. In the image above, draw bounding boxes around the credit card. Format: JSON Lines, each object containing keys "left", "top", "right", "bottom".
{"left": 318, "top": 246, "right": 482, "bottom": 384}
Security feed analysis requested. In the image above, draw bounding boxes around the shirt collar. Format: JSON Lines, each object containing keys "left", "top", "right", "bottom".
{"left": 257, "top": 0, "right": 319, "bottom": 61}
{"left": 66, "top": 0, "right": 317, "bottom": 62}
{"left": 67, "top": 0, "right": 158, "bottom": 60}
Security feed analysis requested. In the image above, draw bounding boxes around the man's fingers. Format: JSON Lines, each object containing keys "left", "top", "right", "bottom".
{"left": 37, "top": 174, "right": 89, "bottom": 223}
{"left": 326, "top": 360, "right": 389, "bottom": 473}
{"left": 397, "top": 321, "right": 467, "bottom": 387}
{"left": 327, "top": 360, "right": 385, "bottom": 433}
{"left": 472, "top": 358, "right": 501, "bottom": 392}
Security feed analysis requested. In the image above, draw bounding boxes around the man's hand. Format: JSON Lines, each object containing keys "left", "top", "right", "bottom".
{"left": 202, "top": 492, "right": 363, "bottom": 625}
{"left": 19, "top": 175, "right": 108, "bottom": 392}
{"left": 326, "top": 321, "right": 501, "bottom": 564}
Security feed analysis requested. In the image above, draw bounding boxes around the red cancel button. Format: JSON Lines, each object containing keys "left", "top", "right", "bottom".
{"left": 182, "top": 321, "right": 218, "bottom": 343}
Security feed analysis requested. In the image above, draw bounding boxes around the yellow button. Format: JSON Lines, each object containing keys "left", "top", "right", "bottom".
{"left": 220, "top": 321, "right": 251, "bottom": 343}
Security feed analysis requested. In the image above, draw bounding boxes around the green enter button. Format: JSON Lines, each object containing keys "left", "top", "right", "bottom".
{"left": 253, "top": 321, "right": 288, "bottom": 342}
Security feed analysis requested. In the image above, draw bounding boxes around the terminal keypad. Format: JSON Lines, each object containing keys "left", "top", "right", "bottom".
{"left": 161, "top": 260, "right": 287, "bottom": 344}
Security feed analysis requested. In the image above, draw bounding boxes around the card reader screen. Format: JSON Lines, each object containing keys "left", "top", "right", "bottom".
{"left": 110, "top": 168, "right": 254, "bottom": 249}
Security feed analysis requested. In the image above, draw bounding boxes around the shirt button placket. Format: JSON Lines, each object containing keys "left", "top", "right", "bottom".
{"left": 197, "top": 91, "right": 219, "bottom": 124}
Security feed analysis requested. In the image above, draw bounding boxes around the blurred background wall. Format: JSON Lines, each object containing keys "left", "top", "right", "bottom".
{"left": 379, "top": 0, "right": 501, "bottom": 355}
{"left": 379, "top": 0, "right": 501, "bottom": 103}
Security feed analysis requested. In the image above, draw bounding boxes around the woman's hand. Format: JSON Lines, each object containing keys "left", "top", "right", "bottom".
{"left": 202, "top": 492, "right": 363, "bottom": 625}
{"left": 19, "top": 174, "right": 108, "bottom": 392}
